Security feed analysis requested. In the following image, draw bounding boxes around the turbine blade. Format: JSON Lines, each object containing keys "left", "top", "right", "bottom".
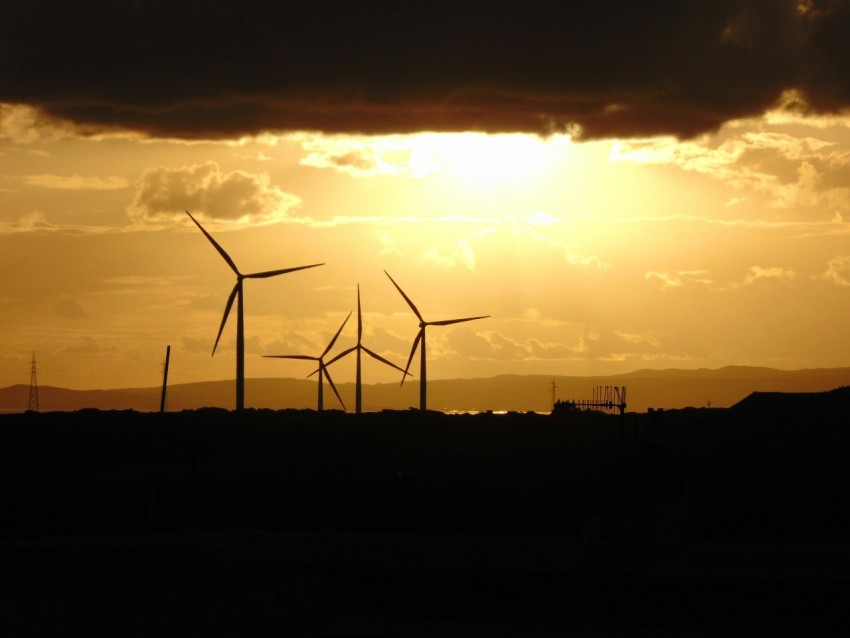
{"left": 325, "top": 346, "right": 357, "bottom": 367}
{"left": 263, "top": 354, "right": 318, "bottom": 361}
{"left": 363, "top": 346, "right": 410, "bottom": 376}
{"left": 186, "top": 211, "right": 239, "bottom": 275}
{"left": 307, "top": 367, "right": 320, "bottom": 379}
{"left": 429, "top": 315, "right": 490, "bottom": 326}
{"left": 322, "top": 364, "right": 346, "bottom": 411}
{"left": 356, "top": 284, "right": 362, "bottom": 343}
{"left": 401, "top": 329, "right": 423, "bottom": 386}
{"left": 212, "top": 283, "right": 239, "bottom": 356}
{"left": 384, "top": 270, "right": 423, "bottom": 322}
{"left": 322, "top": 311, "right": 352, "bottom": 358}
{"left": 245, "top": 263, "right": 324, "bottom": 279}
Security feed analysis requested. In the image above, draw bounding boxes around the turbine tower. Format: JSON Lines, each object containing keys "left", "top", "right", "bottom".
{"left": 325, "top": 285, "right": 409, "bottom": 413}
{"left": 186, "top": 211, "right": 323, "bottom": 410}
{"left": 264, "top": 312, "right": 351, "bottom": 411}
{"left": 385, "top": 270, "right": 488, "bottom": 411}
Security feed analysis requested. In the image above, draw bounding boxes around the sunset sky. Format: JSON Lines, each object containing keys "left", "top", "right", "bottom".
{"left": 2, "top": 1, "right": 850, "bottom": 398}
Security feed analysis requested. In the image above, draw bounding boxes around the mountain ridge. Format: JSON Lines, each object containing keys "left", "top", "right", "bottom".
{"left": 5, "top": 365, "right": 850, "bottom": 413}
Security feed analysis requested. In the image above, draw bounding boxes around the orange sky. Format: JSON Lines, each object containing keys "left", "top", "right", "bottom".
{"left": 1, "top": 99, "right": 850, "bottom": 397}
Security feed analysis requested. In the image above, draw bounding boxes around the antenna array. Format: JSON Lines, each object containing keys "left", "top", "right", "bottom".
{"left": 554, "top": 385, "right": 627, "bottom": 415}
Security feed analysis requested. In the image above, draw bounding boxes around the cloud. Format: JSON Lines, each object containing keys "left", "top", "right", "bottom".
{"left": 448, "top": 324, "right": 671, "bottom": 364}
{"left": 564, "top": 251, "right": 606, "bottom": 269}
{"left": 0, "top": 210, "right": 115, "bottom": 235}
{"left": 612, "top": 116, "right": 850, "bottom": 211}
{"left": 180, "top": 336, "right": 214, "bottom": 355}
{"left": 723, "top": 265, "right": 797, "bottom": 290}
{"left": 445, "top": 326, "right": 589, "bottom": 362}
{"left": 260, "top": 331, "right": 320, "bottom": 358}
{"left": 615, "top": 331, "right": 662, "bottom": 348}
{"left": 770, "top": 160, "right": 821, "bottom": 208}
{"left": 302, "top": 146, "right": 383, "bottom": 176}
{"left": 19, "top": 173, "right": 129, "bottom": 190}
{"left": 61, "top": 336, "right": 114, "bottom": 355}
{"left": 646, "top": 270, "right": 713, "bottom": 290}
{"left": 377, "top": 231, "right": 404, "bottom": 258}
{"left": 366, "top": 326, "right": 413, "bottom": 360}
{"left": 423, "top": 240, "right": 476, "bottom": 270}
{"left": 4, "top": 210, "right": 52, "bottom": 232}
{"left": 445, "top": 329, "right": 515, "bottom": 360}
{"left": 525, "top": 338, "right": 577, "bottom": 360}
{"left": 820, "top": 255, "right": 850, "bottom": 285}
{"left": 3, "top": 2, "right": 850, "bottom": 140}
{"left": 527, "top": 211, "right": 560, "bottom": 226}
{"left": 54, "top": 298, "right": 89, "bottom": 320}
{"left": 300, "top": 137, "right": 411, "bottom": 177}
{"left": 127, "top": 161, "right": 300, "bottom": 225}
{"left": 0, "top": 103, "right": 78, "bottom": 144}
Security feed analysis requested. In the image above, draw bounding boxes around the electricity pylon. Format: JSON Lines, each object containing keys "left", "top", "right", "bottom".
{"left": 27, "top": 352, "right": 39, "bottom": 412}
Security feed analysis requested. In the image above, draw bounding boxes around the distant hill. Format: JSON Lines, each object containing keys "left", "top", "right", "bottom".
{"left": 4, "top": 366, "right": 850, "bottom": 413}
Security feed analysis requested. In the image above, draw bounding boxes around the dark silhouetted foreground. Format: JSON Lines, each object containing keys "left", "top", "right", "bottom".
{"left": 2, "top": 389, "right": 849, "bottom": 636}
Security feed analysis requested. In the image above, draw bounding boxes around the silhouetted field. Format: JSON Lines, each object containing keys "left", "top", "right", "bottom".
{"left": 2, "top": 393, "right": 848, "bottom": 543}
{"left": 2, "top": 391, "right": 849, "bottom": 636}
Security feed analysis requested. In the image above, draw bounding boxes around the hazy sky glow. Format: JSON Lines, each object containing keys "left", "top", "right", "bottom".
{"left": 2, "top": 2, "right": 850, "bottom": 397}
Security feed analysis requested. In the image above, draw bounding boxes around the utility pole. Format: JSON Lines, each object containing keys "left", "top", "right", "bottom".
{"left": 149, "top": 345, "right": 171, "bottom": 535}
{"left": 550, "top": 378, "right": 558, "bottom": 410}
{"left": 27, "top": 352, "right": 39, "bottom": 413}
{"left": 160, "top": 345, "right": 171, "bottom": 413}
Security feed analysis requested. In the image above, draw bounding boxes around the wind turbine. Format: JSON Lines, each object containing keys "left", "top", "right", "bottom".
{"left": 385, "top": 270, "right": 488, "bottom": 411}
{"left": 325, "top": 285, "right": 410, "bottom": 413}
{"left": 186, "top": 211, "right": 323, "bottom": 410}
{"left": 264, "top": 312, "right": 351, "bottom": 411}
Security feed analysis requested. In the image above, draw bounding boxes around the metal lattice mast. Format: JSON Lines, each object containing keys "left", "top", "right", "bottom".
{"left": 27, "top": 352, "right": 39, "bottom": 412}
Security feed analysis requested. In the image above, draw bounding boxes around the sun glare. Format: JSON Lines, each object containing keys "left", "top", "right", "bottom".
{"left": 406, "top": 132, "right": 569, "bottom": 187}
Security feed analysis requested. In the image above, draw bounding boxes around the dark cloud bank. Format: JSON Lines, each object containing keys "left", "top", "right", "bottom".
{"left": 2, "top": 0, "right": 849, "bottom": 140}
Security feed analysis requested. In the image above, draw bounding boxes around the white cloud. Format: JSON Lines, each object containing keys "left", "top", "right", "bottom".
{"left": 423, "top": 239, "right": 476, "bottom": 270}
{"left": 722, "top": 266, "right": 796, "bottom": 290}
{"left": 19, "top": 173, "right": 130, "bottom": 190}
{"left": 609, "top": 112, "right": 850, "bottom": 213}
{"left": 770, "top": 160, "right": 820, "bottom": 209}
{"left": 645, "top": 270, "right": 713, "bottom": 290}
{"left": 615, "top": 331, "right": 661, "bottom": 348}
{"left": 564, "top": 250, "right": 605, "bottom": 269}
{"left": 297, "top": 131, "right": 567, "bottom": 182}
{"left": 724, "top": 196, "right": 749, "bottom": 208}
{"left": 377, "top": 230, "right": 404, "bottom": 258}
{"left": 128, "top": 161, "right": 300, "bottom": 225}
{"left": 9, "top": 210, "right": 52, "bottom": 231}
{"left": 820, "top": 255, "right": 850, "bottom": 286}
{"left": 527, "top": 210, "right": 560, "bottom": 226}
